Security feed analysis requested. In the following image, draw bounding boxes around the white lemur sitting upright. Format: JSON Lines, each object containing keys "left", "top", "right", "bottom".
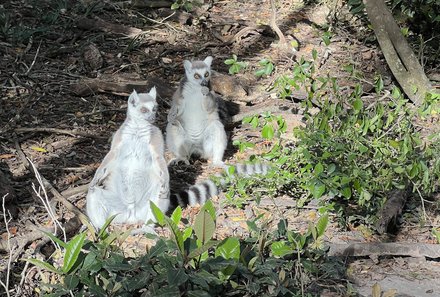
{"left": 166, "top": 56, "right": 228, "bottom": 167}
{"left": 86, "top": 87, "right": 170, "bottom": 232}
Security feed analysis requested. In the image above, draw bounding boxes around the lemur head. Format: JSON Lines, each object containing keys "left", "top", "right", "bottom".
{"left": 127, "top": 87, "right": 157, "bottom": 123}
{"left": 183, "top": 56, "right": 213, "bottom": 87}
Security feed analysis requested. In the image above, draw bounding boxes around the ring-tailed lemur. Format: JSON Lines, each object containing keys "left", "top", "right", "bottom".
{"left": 86, "top": 88, "right": 170, "bottom": 233}
{"left": 166, "top": 56, "right": 228, "bottom": 167}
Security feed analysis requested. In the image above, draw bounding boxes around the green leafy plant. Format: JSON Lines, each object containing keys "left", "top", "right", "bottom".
{"left": 235, "top": 55, "right": 440, "bottom": 227}
{"left": 29, "top": 201, "right": 335, "bottom": 296}
{"left": 255, "top": 58, "right": 275, "bottom": 77}
{"left": 224, "top": 54, "right": 248, "bottom": 75}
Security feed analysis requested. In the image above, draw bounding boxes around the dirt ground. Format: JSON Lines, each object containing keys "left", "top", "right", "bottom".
{"left": 1, "top": 0, "right": 439, "bottom": 296}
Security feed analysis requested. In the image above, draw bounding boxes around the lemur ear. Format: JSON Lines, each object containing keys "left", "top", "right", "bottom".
{"left": 183, "top": 60, "right": 192, "bottom": 73}
{"left": 203, "top": 56, "right": 213, "bottom": 67}
{"left": 128, "top": 90, "right": 139, "bottom": 106}
{"left": 148, "top": 86, "right": 157, "bottom": 100}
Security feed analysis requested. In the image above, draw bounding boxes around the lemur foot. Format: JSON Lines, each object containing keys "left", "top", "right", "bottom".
{"left": 168, "top": 157, "right": 190, "bottom": 166}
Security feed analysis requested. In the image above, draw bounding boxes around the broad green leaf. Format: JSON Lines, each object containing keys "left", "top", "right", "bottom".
{"left": 148, "top": 239, "right": 167, "bottom": 258}
{"left": 171, "top": 3, "right": 180, "bottom": 9}
{"left": 167, "top": 268, "right": 188, "bottom": 287}
{"left": 316, "top": 213, "right": 329, "bottom": 238}
{"left": 25, "top": 258, "right": 62, "bottom": 274}
{"left": 271, "top": 241, "right": 294, "bottom": 257}
{"left": 64, "top": 275, "right": 79, "bottom": 290}
{"left": 152, "top": 285, "right": 180, "bottom": 297}
{"left": 63, "top": 233, "right": 86, "bottom": 273}
{"left": 341, "top": 187, "right": 352, "bottom": 199}
{"left": 165, "top": 217, "right": 184, "bottom": 253}
{"left": 394, "top": 166, "right": 405, "bottom": 174}
{"left": 182, "top": 226, "right": 193, "bottom": 241}
{"left": 353, "top": 99, "right": 363, "bottom": 112}
{"left": 201, "top": 200, "right": 216, "bottom": 222}
{"left": 312, "top": 182, "right": 326, "bottom": 198}
{"left": 262, "top": 124, "right": 275, "bottom": 139}
{"left": 314, "top": 163, "right": 324, "bottom": 175}
{"left": 194, "top": 209, "right": 215, "bottom": 244}
{"left": 171, "top": 206, "right": 182, "bottom": 225}
{"left": 150, "top": 201, "right": 165, "bottom": 226}
{"left": 187, "top": 240, "right": 217, "bottom": 260}
{"left": 215, "top": 238, "right": 240, "bottom": 261}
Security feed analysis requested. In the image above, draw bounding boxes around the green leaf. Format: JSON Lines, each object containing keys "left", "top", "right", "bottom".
{"left": 312, "top": 182, "right": 326, "bottom": 198}
{"left": 194, "top": 209, "right": 215, "bottom": 244}
{"left": 165, "top": 217, "right": 184, "bottom": 253}
{"left": 152, "top": 285, "right": 180, "bottom": 297}
{"left": 182, "top": 226, "right": 193, "bottom": 241}
{"left": 171, "top": 206, "right": 182, "bottom": 225}
{"left": 353, "top": 99, "right": 363, "bottom": 112}
{"left": 271, "top": 241, "right": 294, "bottom": 257}
{"left": 201, "top": 200, "right": 216, "bottom": 222}
{"left": 25, "top": 258, "right": 62, "bottom": 274}
{"left": 188, "top": 290, "right": 212, "bottom": 297}
{"left": 312, "top": 48, "right": 317, "bottom": 60}
{"left": 42, "top": 231, "right": 67, "bottom": 249}
{"left": 171, "top": 3, "right": 180, "bottom": 10}
{"left": 63, "top": 233, "right": 86, "bottom": 273}
{"left": 262, "top": 124, "right": 275, "bottom": 139}
{"left": 315, "top": 213, "right": 328, "bottom": 237}
{"left": 255, "top": 69, "right": 266, "bottom": 77}
{"left": 187, "top": 240, "right": 218, "bottom": 260}
{"left": 98, "top": 214, "right": 118, "bottom": 239}
{"left": 314, "top": 163, "right": 324, "bottom": 175}
{"left": 215, "top": 238, "right": 240, "bottom": 261}
{"left": 150, "top": 201, "right": 165, "bottom": 226}
{"left": 167, "top": 268, "right": 189, "bottom": 287}
{"left": 64, "top": 275, "right": 79, "bottom": 290}
{"left": 394, "top": 166, "right": 405, "bottom": 174}
{"left": 341, "top": 187, "right": 352, "bottom": 199}
{"left": 224, "top": 59, "right": 235, "bottom": 65}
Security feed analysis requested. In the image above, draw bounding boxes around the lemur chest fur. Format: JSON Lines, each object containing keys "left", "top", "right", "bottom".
{"left": 180, "top": 86, "right": 213, "bottom": 138}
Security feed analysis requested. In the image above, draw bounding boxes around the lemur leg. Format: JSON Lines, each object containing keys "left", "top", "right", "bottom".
{"left": 202, "top": 120, "right": 227, "bottom": 167}
{"left": 86, "top": 189, "right": 112, "bottom": 230}
{"left": 166, "top": 121, "right": 191, "bottom": 165}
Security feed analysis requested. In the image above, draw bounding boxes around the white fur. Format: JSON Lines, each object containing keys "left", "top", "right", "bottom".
{"left": 166, "top": 57, "right": 227, "bottom": 167}
{"left": 86, "top": 87, "right": 169, "bottom": 232}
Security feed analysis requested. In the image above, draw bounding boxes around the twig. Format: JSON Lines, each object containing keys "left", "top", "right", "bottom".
{"left": 269, "top": 0, "right": 287, "bottom": 47}
{"left": 13, "top": 140, "right": 96, "bottom": 237}
{"left": 0, "top": 194, "right": 13, "bottom": 297}
{"left": 24, "top": 40, "right": 42, "bottom": 76}
{"left": 29, "top": 159, "right": 66, "bottom": 244}
{"left": 14, "top": 127, "right": 104, "bottom": 139}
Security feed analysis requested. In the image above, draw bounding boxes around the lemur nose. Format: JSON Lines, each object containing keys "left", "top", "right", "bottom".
{"left": 201, "top": 80, "right": 208, "bottom": 87}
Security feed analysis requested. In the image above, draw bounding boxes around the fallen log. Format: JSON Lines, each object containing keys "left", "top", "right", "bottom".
{"left": 328, "top": 242, "right": 440, "bottom": 259}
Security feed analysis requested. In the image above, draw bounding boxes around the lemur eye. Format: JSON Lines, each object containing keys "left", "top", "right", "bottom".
{"left": 204, "top": 72, "right": 209, "bottom": 78}
{"left": 140, "top": 107, "right": 149, "bottom": 113}
{"left": 194, "top": 73, "right": 201, "bottom": 79}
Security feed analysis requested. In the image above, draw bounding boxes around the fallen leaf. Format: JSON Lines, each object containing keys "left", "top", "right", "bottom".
{"left": 31, "top": 146, "right": 48, "bottom": 153}
{"left": 0, "top": 154, "right": 16, "bottom": 159}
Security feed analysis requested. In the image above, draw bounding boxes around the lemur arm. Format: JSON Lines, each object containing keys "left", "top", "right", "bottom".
{"left": 90, "top": 128, "right": 123, "bottom": 188}
{"left": 148, "top": 127, "right": 170, "bottom": 200}
{"left": 201, "top": 86, "right": 218, "bottom": 113}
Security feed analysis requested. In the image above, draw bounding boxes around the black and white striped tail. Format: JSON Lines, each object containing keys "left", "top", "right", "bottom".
{"left": 170, "top": 179, "right": 219, "bottom": 209}
{"left": 169, "top": 162, "right": 270, "bottom": 210}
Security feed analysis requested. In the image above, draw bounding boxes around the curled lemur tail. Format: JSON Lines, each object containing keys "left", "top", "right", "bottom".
{"left": 169, "top": 163, "right": 270, "bottom": 210}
